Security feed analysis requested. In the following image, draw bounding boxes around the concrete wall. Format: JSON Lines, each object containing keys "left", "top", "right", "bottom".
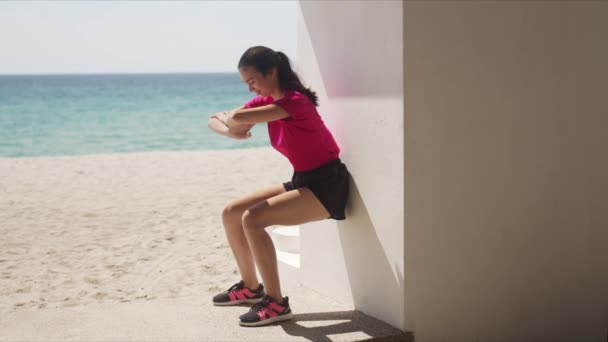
{"left": 296, "top": 0, "right": 405, "bottom": 330}
{"left": 403, "top": 1, "right": 608, "bottom": 341}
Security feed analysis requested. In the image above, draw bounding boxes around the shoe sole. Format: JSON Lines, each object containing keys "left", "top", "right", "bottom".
{"left": 213, "top": 297, "right": 264, "bottom": 306}
{"left": 239, "top": 312, "right": 294, "bottom": 327}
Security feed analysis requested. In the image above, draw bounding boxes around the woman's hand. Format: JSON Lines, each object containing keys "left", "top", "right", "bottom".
{"left": 208, "top": 112, "right": 254, "bottom": 140}
{"left": 212, "top": 111, "right": 230, "bottom": 126}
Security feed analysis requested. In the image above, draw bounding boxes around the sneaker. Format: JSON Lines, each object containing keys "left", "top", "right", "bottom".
{"left": 239, "top": 295, "right": 293, "bottom": 327}
{"left": 212, "top": 280, "right": 265, "bottom": 306}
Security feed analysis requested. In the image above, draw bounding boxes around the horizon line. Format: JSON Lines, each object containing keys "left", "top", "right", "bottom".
{"left": 0, "top": 71, "right": 239, "bottom": 76}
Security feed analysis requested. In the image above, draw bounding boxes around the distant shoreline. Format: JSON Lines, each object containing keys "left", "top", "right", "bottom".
{"left": 0, "top": 146, "right": 273, "bottom": 161}
{"left": 0, "top": 72, "right": 240, "bottom": 77}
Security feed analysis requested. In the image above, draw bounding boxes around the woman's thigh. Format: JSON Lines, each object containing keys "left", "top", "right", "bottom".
{"left": 222, "top": 183, "right": 287, "bottom": 220}
{"left": 243, "top": 187, "right": 331, "bottom": 228}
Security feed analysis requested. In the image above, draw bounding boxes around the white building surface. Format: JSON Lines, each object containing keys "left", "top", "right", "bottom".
{"left": 272, "top": 1, "right": 607, "bottom": 341}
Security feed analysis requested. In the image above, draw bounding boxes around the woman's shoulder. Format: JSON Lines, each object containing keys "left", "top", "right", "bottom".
{"left": 276, "top": 89, "right": 311, "bottom": 105}
{"left": 272, "top": 89, "right": 320, "bottom": 122}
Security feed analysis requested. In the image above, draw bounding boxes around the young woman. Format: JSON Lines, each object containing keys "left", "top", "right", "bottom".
{"left": 207, "top": 46, "right": 350, "bottom": 327}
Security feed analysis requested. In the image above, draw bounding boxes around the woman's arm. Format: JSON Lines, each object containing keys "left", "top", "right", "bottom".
{"left": 207, "top": 116, "right": 231, "bottom": 137}
{"left": 208, "top": 106, "right": 254, "bottom": 139}
{"left": 225, "top": 104, "right": 290, "bottom": 126}
{"left": 208, "top": 116, "right": 253, "bottom": 140}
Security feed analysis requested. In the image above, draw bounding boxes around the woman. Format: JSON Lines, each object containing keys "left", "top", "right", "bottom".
{"left": 207, "top": 46, "right": 350, "bottom": 327}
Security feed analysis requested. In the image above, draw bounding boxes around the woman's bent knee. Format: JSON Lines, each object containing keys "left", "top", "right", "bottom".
{"left": 241, "top": 210, "right": 255, "bottom": 231}
{"left": 222, "top": 203, "right": 244, "bottom": 226}
{"left": 242, "top": 208, "right": 270, "bottom": 232}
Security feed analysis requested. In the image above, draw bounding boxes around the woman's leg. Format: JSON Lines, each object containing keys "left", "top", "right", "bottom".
{"left": 222, "top": 183, "right": 286, "bottom": 289}
{"left": 242, "top": 187, "right": 330, "bottom": 303}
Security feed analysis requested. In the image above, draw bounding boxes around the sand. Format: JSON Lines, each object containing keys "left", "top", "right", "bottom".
{"left": 0, "top": 147, "right": 292, "bottom": 315}
{"left": 0, "top": 147, "right": 409, "bottom": 341}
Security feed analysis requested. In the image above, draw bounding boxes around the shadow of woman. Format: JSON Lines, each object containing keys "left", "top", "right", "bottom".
{"left": 277, "top": 310, "right": 413, "bottom": 342}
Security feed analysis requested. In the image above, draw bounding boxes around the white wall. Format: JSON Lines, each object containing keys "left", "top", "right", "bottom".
{"left": 296, "top": 0, "right": 405, "bottom": 330}
{"left": 403, "top": 1, "right": 608, "bottom": 341}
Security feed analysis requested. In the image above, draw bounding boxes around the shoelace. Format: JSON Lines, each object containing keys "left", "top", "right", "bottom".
{"left": 251, "top": 296, "right": 272, "bottom": 312}
{"left": 227, "top": 281, "right": 244, "bottom": 295}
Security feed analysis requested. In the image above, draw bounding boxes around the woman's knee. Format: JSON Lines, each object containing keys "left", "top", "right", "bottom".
{"left": 242, "top": 201, "right": 270, "bottom": 231}
{"left": 241, "top": 209, "right": 253, "bottom": 229}
{"left": 241, "top": 209, "right": 261, "bottom": 232}
{"left": 222, "top": 202, "right": 244, "bottom": 226}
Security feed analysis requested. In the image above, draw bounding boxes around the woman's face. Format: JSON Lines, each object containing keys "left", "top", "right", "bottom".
{"left": 239, "top": 66, "right": 277, "bottom": 97}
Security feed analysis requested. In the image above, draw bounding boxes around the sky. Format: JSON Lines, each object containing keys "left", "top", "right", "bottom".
{"left": 0, "top": 1, "right": 298, "bottom": 74}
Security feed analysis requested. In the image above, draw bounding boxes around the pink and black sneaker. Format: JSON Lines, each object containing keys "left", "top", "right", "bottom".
{"left": 212, "top": 280, "right": 265, "bottom": 306}
{"left": 238, "top": 295, "right": 293, "bottom": 327}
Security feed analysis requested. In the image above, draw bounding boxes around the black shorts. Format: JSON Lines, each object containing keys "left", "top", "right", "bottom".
{"left": 283, "top": 158, "right": 350, "bottom": 220}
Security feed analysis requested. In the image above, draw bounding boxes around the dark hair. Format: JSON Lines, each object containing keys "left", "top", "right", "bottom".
{"left": 238, "top": 46, "right": 319, "bottom": 107}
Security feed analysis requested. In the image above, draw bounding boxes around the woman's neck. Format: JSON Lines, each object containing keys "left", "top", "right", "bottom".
{"left": 270, "top": 88, "right": 286, "bottom": 101}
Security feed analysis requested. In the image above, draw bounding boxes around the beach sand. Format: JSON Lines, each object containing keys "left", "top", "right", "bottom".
{"left": 0, "top": 147, "right": 408, "bottom": 341}
{"left": 0, "top": 147, "right": 292, "bottom": 314}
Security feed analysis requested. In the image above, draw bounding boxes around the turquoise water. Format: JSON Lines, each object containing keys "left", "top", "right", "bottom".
{"left": 0, "top": 73, "right": 270, "bottom": 158}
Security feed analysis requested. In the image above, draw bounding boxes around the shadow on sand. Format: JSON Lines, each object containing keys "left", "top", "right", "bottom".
{"left": 280, "top": 310, "right": 413, "bottom": 341}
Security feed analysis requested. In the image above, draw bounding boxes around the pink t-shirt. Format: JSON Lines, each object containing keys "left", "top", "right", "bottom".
{"left": 243, "top": 89, "right": 340, "bottom": 172}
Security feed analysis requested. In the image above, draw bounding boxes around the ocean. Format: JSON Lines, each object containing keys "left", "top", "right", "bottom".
{"left": 0, "top": 73, "right": 269, "bottom": 158}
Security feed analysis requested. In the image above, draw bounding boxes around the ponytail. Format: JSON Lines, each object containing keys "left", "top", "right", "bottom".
{"left": 274, "top": 52, "right": 319, "bottom": 107}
